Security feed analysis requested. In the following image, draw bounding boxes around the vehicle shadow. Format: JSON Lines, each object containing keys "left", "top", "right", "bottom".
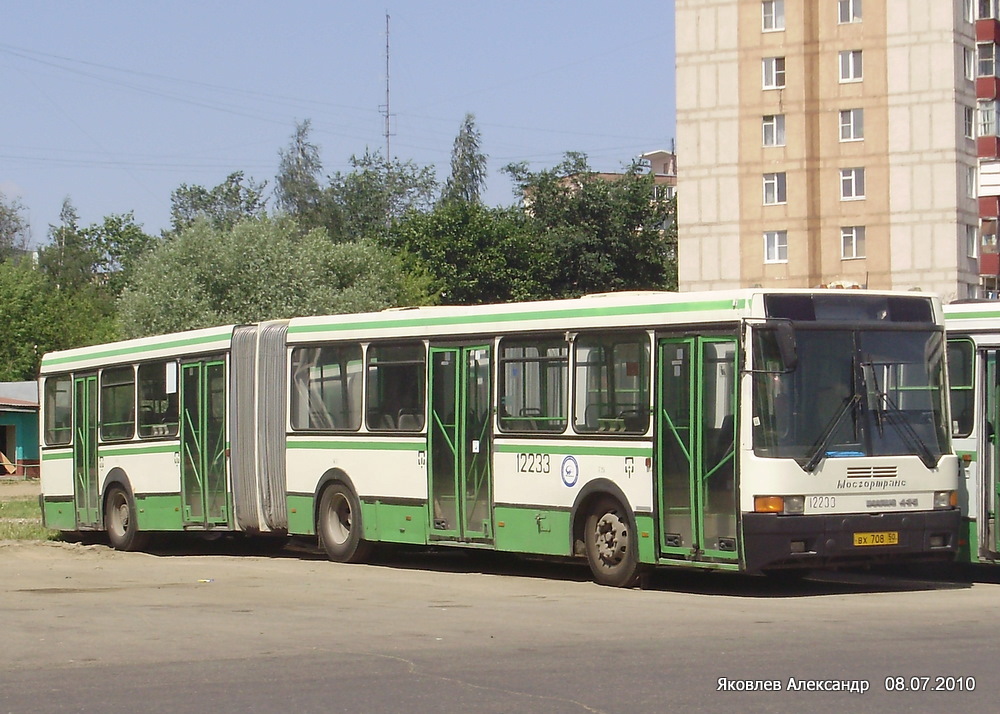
{"left": 91, "top": 532, "right": 975, "bottom": 597}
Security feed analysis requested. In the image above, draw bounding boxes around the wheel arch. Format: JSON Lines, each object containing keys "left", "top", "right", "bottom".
{"left": 313, "top": 468, "right": 359, "bottom": 530}
{"left": 100, "top": 467, "right": 134, "bottom": 529}
{"left": 570, "top": 478, "right": 638, "bottom": 557}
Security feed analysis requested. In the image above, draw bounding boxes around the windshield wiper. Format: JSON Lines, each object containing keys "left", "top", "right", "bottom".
{"left": 861, "top": 363, "right": 938, "bottom": 469}
{"left": 803, "top": 394, "right": 861, "bottom": 472}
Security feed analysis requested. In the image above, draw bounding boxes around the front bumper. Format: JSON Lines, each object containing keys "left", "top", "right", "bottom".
{"left": 741, "top": 509, "right": 960, "bottom": 573}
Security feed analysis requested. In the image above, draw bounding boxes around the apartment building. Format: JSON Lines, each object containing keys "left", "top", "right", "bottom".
{"left": 675, "top": 0, "right": 981, "bottom": 301}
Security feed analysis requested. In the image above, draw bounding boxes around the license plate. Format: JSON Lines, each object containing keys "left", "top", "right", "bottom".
{"left": 853, "top": 531, "right": 899, "bottom": 547}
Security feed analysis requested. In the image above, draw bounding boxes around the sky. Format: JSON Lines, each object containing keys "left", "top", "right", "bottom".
{"left": 1, "top": 1, "right": 676, "bottom": 244}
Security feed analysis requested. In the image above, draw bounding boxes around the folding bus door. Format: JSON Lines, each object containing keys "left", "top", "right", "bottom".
{"left": 428, "top": 345, "right": 493, "bottom": 543}
{"left": 180, "top": 359, "right": 229, "bottom": 528}
{"left": 73, "top": 375, "right": 100, "bottom": 527}
{"left": 657, "top": 336, "right": 739, "bottom": 564}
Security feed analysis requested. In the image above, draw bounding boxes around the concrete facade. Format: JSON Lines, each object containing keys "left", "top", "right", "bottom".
{"left": 676, "top": 0, "right": 980, "bottom": 301}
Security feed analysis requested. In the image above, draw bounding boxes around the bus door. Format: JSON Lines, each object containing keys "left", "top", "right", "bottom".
{"left": 428, "top": 345, "right": 493, "bottom": 543}
{"left": 657, "top": 337, "right": 739, "bottom": 563}
{"left": 984, "top": 349, "right": 1000, "bottom": 557}
{"left": 180, "top": 358, "right": 229, "bottom": 528}
{"left": 73, "top": 374, "right": 100, "bottom": 527}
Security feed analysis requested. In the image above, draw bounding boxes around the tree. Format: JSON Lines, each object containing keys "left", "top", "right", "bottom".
{"left": 328, "top": 150, "right": 437, "bottom": 240}
{"left": 37, "top": 198, "right": 101, "bottom": 291}
{"left": 441, "top": 113, "right": 488, "bottom": 204}
{"left": 389, "top": 201, "right": 551, "bottom": 305}
{"left": 0, "top": 192, "right": 31, "bottom": 261}
{"left": 0, "top": 261, "right": 116, "bottom": 381}
{"left": 118, "top": 216, "right": 431, "bottom": 337}
{"left": 88, "top": 212, "right": 158, "bottom": 296}
{"left": 169, "top": 171, "right": 268, "bottom": 233}
{"left": 275, "top": 119, "right": 341, "bottom": 235}
{"left": 503, "top": 153, "right": 677, "bottom": 297}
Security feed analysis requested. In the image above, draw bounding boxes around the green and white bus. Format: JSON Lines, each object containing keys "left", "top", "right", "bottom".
{"left": 40, "top": 289, "right": 959, "bottom": 586}
{"left": 943, "top": 301, "right": 1000, "bottom": 564}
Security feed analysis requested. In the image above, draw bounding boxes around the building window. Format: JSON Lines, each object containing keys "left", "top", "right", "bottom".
{"left": 966, "top": 0, "right": 976, "bottom": 23}
{"left": 978, "top": 42, "right": 997, "bottom": 78}
{"left": 840, "top": 168, "right": 865, "bottom": 200}
{"left": 762, "top": 114, "right": 786, "bottom": 146}
{"left": 980, "top": 100, "right": 999, "bottom": 136}
{"left": 980, "top": 0, "right": 1000, "bottom": 20}
{"left": 763, "top": 173, "right": 787, "bottom": 205}
{"left": 762, "top": 0, "right": 784, "bottom": 31}
{"left": 839, "top": 109, "right": 864, "bottom": 141}
{"left": 764, "top": 231, "right": 788, "bottom": 263}
{"left": 969, "top": 166, "right": 978, "bottom": 199}
{"left": 965, "top": 106, "right": 976, "bottom": 140}
{"left": 841, "top": 226, "right": 866, "bottom": 259}
{"left": 839, "top": 50, "right": 863, "bottom": 82}
{"left": 838, "top": 0, "right": 862, "bottom": 23}
{"left": 966, "top": 47, "right": 976, "bottom": 82}
{"left": 763, "top": 57, "right": 786, "bottom": 89}
{"left": 967, "top": 224, "right": 979, "bottom": 258}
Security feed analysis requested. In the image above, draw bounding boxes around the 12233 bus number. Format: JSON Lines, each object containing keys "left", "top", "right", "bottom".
{"left": 517, "top": 453, "right": 551, "bottom": 474}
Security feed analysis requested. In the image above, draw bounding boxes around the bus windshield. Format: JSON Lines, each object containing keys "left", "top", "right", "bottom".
{"left": 752, "top": 328, "right": 948, "bottom": 469}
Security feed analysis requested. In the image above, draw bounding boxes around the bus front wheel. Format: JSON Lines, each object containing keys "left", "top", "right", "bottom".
{"left": 105, "top": 485, "right": 148, "bottom": 552}
{"left": 584, "top": 496, "right": 640, "bottom": 587}
{"left": 318, "top": 483, "right": 372, "bottom": 564}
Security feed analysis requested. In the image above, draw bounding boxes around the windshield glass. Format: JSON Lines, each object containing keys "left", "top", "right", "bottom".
{"left": 752, "top": 328, "right": 948, "bottom": 467}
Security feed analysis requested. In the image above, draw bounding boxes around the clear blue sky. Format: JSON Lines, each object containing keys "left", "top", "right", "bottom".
{"left": 1, "top": 1, "right": 676, "bottom": 243}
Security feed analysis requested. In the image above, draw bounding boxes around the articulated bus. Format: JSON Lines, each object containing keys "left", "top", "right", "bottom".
{"left": 943, "top": 301, "right": 1000, "bottom": 564}
{"left": 39, "top": 289, "right": 959, "bottom": 586}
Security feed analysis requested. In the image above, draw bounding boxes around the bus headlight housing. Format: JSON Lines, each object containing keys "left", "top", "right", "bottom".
{"left": 754, "top": 495, "right": 804, "bottom": 514}
{"left": 933, "top": 490, "right": 957, "bottom": 509}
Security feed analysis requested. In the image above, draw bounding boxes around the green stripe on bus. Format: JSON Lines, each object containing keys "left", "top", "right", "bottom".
{"left": 42, "top": 329, "right": 233, "bottom": 367}
{"left": 287, "top": 439, "right": 424, "bottom": 451}
{"left": 493, "top": 442, "right": 652, "bottom": 457}
{"left": 288, "top": 298, "right": 746, "bottom": 336}
{"left": 41, "top": 450, "right": 73, "bottom": 461}
{"left": 98, "top": 443, "right": 180, "bottom": 457}
{"left": 946, "top": 310, "right": 1000, "bottom": 321}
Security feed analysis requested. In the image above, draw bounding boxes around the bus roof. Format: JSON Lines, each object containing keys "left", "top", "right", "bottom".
{"left": 39, "top": 288, "right": 943, "bottom": 373}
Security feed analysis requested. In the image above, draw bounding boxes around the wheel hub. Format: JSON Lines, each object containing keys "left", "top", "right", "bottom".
{"left": 595, "top": 513, "right": 628, "bottom": 566}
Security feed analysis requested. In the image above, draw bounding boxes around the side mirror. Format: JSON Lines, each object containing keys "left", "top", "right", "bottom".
{"left": 775, "top": 322, "right": 798, "bottom": 372}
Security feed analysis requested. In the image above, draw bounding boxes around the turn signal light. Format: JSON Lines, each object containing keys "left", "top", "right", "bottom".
{"left": 754, "top": 496, "right": 784, "bottom": 513}
{"left": 754, "top": 495, "right": 805, "bottom": 514}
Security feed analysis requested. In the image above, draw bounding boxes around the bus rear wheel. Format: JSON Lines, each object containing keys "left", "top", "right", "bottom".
{"left": 318, "top": 483, "right": 372, "bottom": 564}
{"left": 105, "top": 485, "right": 148, "bottom": 552}
{"left": 584, "top": 496, "right": 640, "bottom": 587}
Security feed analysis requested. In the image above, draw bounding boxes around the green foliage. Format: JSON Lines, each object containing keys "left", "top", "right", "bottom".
{"left": 0, "top": 261, "right": 116, "bottom": 380}
{"left": 441, "top": 113, "right": 488, "bottom": 205}
{"left": 389, "top": 202, "right": 551, "bottom": 305}
{"left": 169, "top": 171, "right": 268, "bottom": 233}
{"left": 118, "top": 216, "right": 431, "bottom": 338}
{"left": 503, "top": 153, "right": 677, "bottom": 297}
{"left": 37, "top": 199, "right": 99, "bottom": 291}
{"left": 0, "top": 192, "right": 31, "bottom": 260}
{"left": 328, "top": 150, "right": 437, "bottom": 241}
{"left": 275, "top": 119, "right": 342, "bottom": 236}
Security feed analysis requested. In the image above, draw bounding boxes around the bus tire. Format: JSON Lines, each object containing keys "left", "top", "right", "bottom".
{"left": 584, "top": 496, "right": 640, "bottom": 587}
{"left": 105, "top": 485, "right": 148, "bottom": 552}
{"left": 318, "top": 483, "right": 372, "bottom": 564}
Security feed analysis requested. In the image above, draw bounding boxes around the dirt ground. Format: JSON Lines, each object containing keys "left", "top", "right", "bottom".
{"left": 0, "top": 478, "right": 40, "bottom": 500}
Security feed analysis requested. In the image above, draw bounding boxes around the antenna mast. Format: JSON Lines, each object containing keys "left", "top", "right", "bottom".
{"left": 381, "top": 12, "right": 392, "bottom": 161}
